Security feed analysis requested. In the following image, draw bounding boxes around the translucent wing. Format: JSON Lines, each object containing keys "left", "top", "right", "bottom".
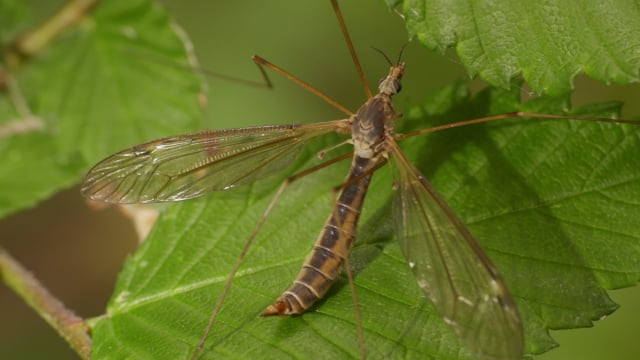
{"left": 82, "top": 120, "right": 347, "bottom": 203}
{"left": 388, "top": 141, "right": 524, "bottom": 360}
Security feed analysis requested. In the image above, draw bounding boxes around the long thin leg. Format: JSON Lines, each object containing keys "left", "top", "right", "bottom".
{"left": 252, "top": 55, "right": 353, "bottom": 116}
{"left": 190, "top": 151, "right": 354, "bottom": 360}
{"left": 395, "top": 111, "right": 640, "bottom": 140}
{"left": 343, "top": 255, "right": 365, "bottom": 360}
{"left": 330, "top": 0, "right": 372, "bottom": 99}
{"left": 250, "top": 1, "right": 373, "bottom": 112}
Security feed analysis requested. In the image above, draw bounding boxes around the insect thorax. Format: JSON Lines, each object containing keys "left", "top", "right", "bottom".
{"left": 351, "top": 94, "right": 397, "bottom": 159}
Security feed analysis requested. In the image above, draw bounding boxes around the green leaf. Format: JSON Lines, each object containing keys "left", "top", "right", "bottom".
{"left": 0, "top": 132, "right": 83, "bottom": 218}
{"left": 89, "top": 83, "right": 640, "bottom": 359}
{"left": 0, "top": 0, "right": 204, "bottom": 217}
{"left": 391, "top": 0, "right": 640, "bottom": 95}
{"left": 21, "top": 0, "right": 205, "bottom": 164}
{"left": 0, "top": 91, "right": 82, "bottom": 218}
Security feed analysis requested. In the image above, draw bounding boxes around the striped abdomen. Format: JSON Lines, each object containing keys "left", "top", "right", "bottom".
{"left": 263, "top": 155, "right": 375, "bottom": 315}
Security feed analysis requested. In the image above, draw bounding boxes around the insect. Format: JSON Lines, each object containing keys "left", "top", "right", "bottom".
{"left": 82, "top": 1, "right": 640, "bottom": 359}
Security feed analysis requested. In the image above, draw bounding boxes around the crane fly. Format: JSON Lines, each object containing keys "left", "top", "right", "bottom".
{"left": 81, "top": 1, "right": 640, "bottom": 359}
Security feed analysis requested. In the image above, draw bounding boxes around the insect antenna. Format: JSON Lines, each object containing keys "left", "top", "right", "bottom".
{"left": 371, "top": 46, "right": 394, "bottom": 66}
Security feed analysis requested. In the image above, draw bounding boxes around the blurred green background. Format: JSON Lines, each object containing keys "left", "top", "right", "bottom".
{"left": 1, "top": 0, "right": 639, "bottom": 359}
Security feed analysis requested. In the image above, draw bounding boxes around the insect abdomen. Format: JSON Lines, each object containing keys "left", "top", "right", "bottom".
{"left": 263, "top": 156, "right": 374, "bottom": 315}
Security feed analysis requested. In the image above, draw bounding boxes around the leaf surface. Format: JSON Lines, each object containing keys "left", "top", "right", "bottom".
{"left": 90, "top": 83, "right": 640, "bottom": 359}
{"left": 0, "top": 0, "right": 204, "bottom": 217}
{"left": 389, "top": 0, "right": 640, "bottom": 95}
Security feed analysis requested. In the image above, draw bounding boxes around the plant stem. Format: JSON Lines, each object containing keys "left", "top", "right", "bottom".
{"left": 4, "top": 0, "right": 101, "bottom": 70}
{"left": 0, "top": 247, "right": 91, "bottom": 359}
